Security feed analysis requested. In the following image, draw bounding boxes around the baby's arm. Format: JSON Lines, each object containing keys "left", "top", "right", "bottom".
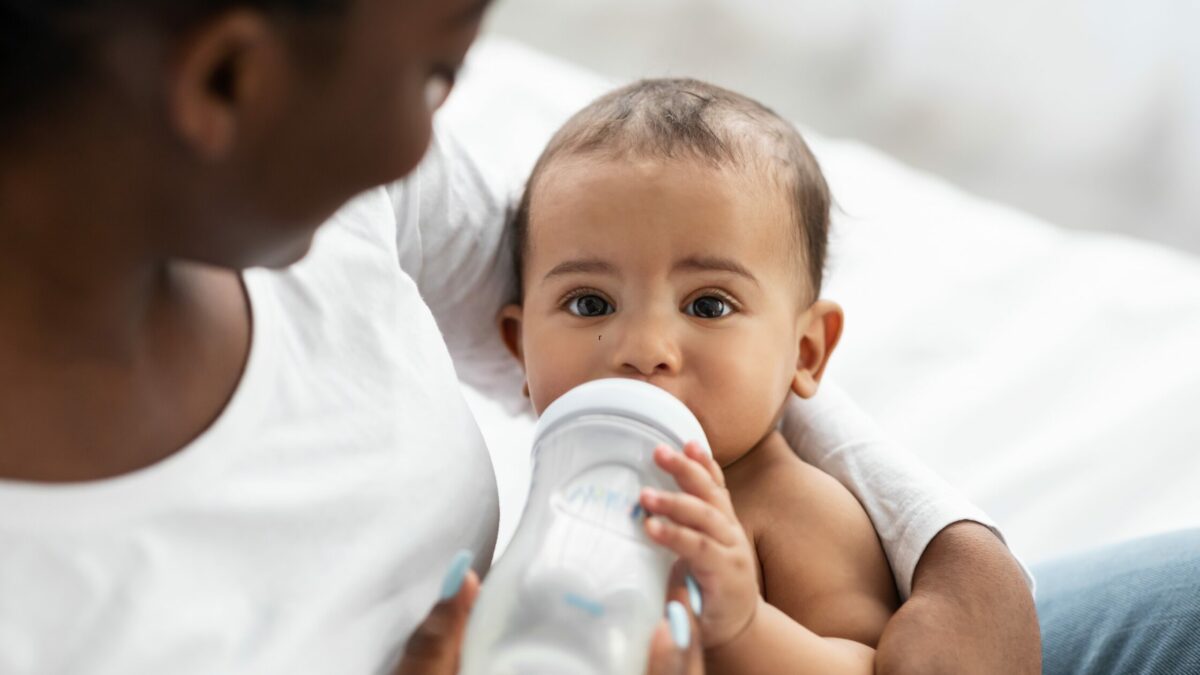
{"left": 640, "top": 437, "right": 896, "bottom": 674}
{"left": 750, "top": 432, "right": 898, "bottom": 645}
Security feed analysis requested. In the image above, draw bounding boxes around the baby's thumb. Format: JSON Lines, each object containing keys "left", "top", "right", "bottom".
{"left": 394, "top": 551, "right": 480, "bottom": 675}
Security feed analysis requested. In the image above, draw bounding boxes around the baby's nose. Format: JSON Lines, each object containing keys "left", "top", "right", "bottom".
{"left": 613, "top": 327, "right": 681, "bottom": 377}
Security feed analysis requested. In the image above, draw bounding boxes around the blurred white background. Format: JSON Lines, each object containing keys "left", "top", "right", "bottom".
{"left": 455, "top": 5, "right": 1200, "bottom": 565}
{"left": 486, "top": 0, "right": 1200, "bottom": 254}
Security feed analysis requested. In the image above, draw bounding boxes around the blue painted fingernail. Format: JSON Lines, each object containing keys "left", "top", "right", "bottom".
{"left": 439, "top": 549, "right": 473, "bottom": 600}
{"left": 667, "top": 600, "right": 690, "bottom": 649}
{"left": 685, "top": 574, "right": 703, "bottom": 615}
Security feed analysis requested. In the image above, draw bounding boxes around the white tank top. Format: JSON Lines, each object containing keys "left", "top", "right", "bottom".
{"left": 0, "top": 192, "right": 500, "bottom": 675}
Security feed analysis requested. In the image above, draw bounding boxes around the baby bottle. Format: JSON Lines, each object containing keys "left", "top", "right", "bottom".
{"left": 460, "top": 378, "right": 709, "bottom": 675}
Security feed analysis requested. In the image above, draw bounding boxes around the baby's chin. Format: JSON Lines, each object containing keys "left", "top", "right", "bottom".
{"left": 698, "top": 424, "right": 771, "bottom": 469}
{"left": 670, "top": 405, "right": 753, "bottom": 469}
{"left": 709, "top": 441, "right": 761, "bottom": 469}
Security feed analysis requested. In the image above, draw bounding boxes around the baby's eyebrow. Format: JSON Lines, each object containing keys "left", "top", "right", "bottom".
{"left": 674, "top": 256, "right": 760, "bottom": 286}
{"left": 543, "top": 258, "right": 617, "bottom": 282}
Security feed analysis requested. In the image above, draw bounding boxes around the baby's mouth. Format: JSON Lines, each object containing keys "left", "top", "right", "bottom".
{"left": 613, "top": 377, "right": 699, "bottom": 421}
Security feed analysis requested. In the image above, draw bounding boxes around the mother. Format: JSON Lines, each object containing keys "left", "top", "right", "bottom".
{"left": 0, "top": 0, "right": 1131, "bottom": 673}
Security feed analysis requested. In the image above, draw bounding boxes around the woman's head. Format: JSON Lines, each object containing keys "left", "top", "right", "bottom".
{"left": 0, "top": 0, "right": 489, "bottom": 268}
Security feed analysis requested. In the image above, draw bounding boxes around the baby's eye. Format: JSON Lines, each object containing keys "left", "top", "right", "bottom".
{"left": 567, "top": 294, "right": 614, "bottom": 318}
{"left": 685, "top": 295, "right": 733, "bottom": 319}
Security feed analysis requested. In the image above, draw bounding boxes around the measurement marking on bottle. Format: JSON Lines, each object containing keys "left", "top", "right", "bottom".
{"left": 563, "top": 592, "right": 606, "bottom": 617}
{"left": 630, "top": 503, "right": 646, "bottom": 522}
{"left": 556, "top": 464, "right": 652, "bottom": 538}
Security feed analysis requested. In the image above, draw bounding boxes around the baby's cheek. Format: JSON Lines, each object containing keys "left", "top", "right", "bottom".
{"left": 524, "top": 334, "right": 600, "bottom": 414}
{"left": 526, "top": 364, "right": 573, "bottom": 416}
{"left": 705, "top": 405, "right": 777, "bottom": 466}
{"left": 697, "top": 360, "right": 789, "bottom": 466}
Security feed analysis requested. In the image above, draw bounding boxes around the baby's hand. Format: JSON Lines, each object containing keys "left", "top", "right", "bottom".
{"left": 640, "top": 441, "right": 759, "bottom": 649}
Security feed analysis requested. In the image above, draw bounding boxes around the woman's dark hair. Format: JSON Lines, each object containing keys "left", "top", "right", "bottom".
{"left": 0, "top": 0, "right": 345, "bottom": 140}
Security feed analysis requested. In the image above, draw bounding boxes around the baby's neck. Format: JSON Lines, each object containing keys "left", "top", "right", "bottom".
{"left": 720, "top": 430, "right": 795, "bottom": 494}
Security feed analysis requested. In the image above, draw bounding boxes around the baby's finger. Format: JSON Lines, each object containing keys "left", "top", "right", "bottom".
{"left": 683, "top": 441, "right": 726, "bottom": 489}
{"left": 645, "top": 515, "right": 725, "bottom": 567}
{"left": 653, "top": 445, "right": 730, "bottom": 507}
{"left": 641, "top": 487, "right": 739, "bottom": 546}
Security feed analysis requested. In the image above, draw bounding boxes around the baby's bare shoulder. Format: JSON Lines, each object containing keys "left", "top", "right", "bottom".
{"left": 730, "top": 432, "right": 899, "bottom": 646}
{"left": 730, "top": 432, "right": 866, "bottom": 533}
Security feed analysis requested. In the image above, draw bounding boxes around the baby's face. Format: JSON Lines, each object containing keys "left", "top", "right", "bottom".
{"left": 502, "top": 157, "right": 840, "bottom": 466}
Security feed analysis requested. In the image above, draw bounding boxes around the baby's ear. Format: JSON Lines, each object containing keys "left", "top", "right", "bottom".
{"left": 791, "top": 300, "right": 844, "bottom": 399}
{"left": 497, "top": 304, "right": 526, "bottom": 366}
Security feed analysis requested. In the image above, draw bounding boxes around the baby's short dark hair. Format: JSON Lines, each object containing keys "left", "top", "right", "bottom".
{"left": 512, "top": 77, "right": 831, "bottom": 301}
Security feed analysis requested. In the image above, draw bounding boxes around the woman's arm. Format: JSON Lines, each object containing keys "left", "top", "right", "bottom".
{"left": 875, "top": 522, "right": 1041, "bottom": 675}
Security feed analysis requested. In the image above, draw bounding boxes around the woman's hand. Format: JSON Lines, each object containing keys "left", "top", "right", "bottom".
{"left": 392, "top": 553, "right": 480, "bottom": 675}
{"left": 640, "top": 441, "right": 760, "bottom": 649}
{"left": 646, "top": 597, "right": 706, "bottom": 675}
{"left": 391, "top": 551, "right": 705, "bottom": 674}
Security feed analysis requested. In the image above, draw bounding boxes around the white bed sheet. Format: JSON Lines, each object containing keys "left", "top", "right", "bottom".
{"left": 446, "top": 38, "right": 1200, "bottom": 565}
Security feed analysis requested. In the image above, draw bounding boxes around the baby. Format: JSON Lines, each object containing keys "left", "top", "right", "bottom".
{"left": 497, "top": 78, "right": 898, "bottom": 673}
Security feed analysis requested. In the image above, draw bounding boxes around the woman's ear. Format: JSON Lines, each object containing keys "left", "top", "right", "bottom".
{"left": 791, "top": 300, "right": 844, "bottom": 399}
{"left": 498, "top": 304, "right": 526, "bottom": 366}
{"left": 169, "top": 10, "right": 287, "bottom": 160}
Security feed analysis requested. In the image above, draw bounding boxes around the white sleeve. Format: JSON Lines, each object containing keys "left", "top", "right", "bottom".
{"left": 780, "top": 381, "right": 1034, "bottom": 599}
{"left": 386, "top": 39, "right": 611, "bottom": 414}
{"left": 387, "top": 123, "right": 528, "bottom": 414}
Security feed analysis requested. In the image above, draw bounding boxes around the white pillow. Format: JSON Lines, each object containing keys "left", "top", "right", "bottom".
{"left": 446, "top": 38, "right": 1200, "bottom": 563}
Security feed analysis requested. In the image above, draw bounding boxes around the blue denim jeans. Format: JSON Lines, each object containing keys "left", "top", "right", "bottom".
{"left": 1035, "top": 529, "right": 1200, "bottom": 674}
